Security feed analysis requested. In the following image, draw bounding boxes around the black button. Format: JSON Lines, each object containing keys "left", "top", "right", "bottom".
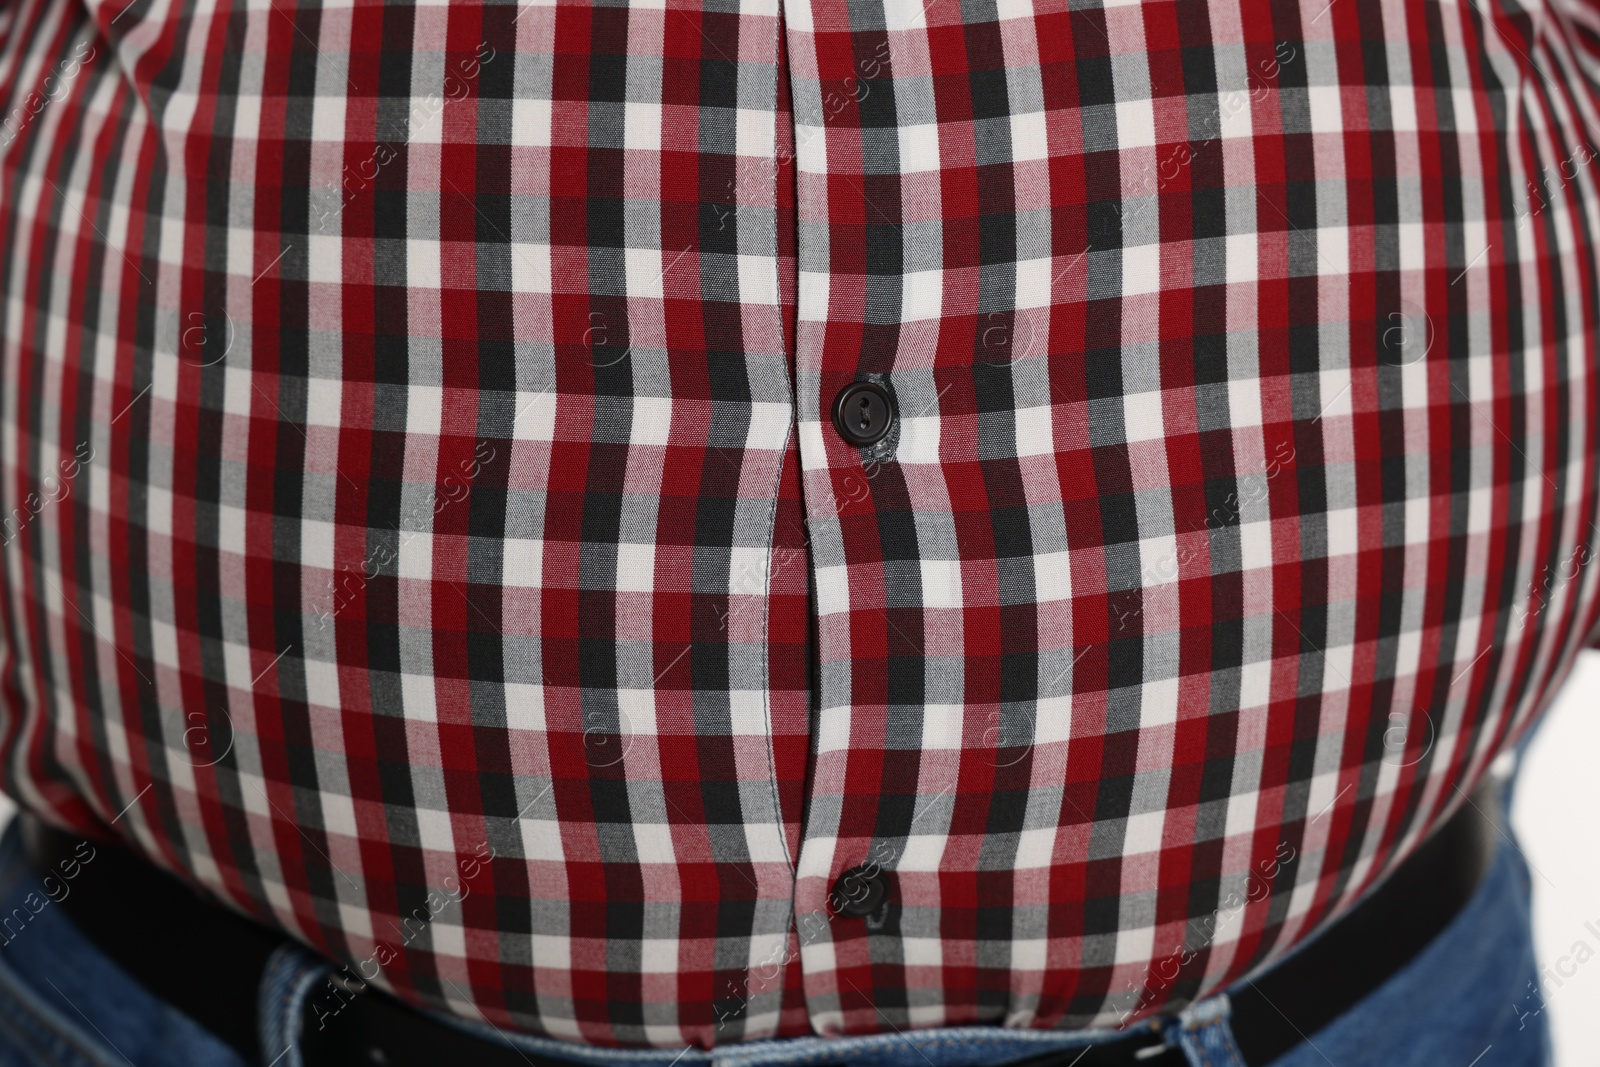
{"left": 831, "top": 381, "right": 895, "bottom": 447}
{"left": 830, "top": 865, "right": 889, "bottom": 918}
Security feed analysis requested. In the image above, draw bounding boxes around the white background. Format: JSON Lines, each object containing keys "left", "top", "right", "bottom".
{"left": 1511, "top": 649, "right": 1600, "bottom": 1065}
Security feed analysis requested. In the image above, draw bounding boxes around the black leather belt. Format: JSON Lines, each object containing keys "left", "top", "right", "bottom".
{"left": 20, "top": 779, "right": 1501, "bottom": 1067}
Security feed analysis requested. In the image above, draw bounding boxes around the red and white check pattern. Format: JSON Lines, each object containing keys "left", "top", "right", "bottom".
{"left": 0, "top": 0, "right": 1597, "bottom": 1049}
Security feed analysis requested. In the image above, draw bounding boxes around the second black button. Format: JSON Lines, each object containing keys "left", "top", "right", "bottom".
{"left": 830, "top": 864, "right": 889, "bottom": 918}
{"left": 831, "top": 381, "right": 895, "bottom": 447}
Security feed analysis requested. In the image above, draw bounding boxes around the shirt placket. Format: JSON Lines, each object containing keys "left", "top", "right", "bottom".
{"left": 783, "top": 0, "right": 1091, "bottom": 1032}
{"left": 785, "top": 0, "right": 970, "bottom": 1035}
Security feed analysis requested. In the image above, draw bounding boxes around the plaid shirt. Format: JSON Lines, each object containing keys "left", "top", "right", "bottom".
{"left": 1, "top": 0, "right": 1598, "bottom": 1048}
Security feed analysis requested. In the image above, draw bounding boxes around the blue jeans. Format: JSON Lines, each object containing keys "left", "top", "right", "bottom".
{"left": 0, "top": 817, "right": 1552, "bottom": 1067}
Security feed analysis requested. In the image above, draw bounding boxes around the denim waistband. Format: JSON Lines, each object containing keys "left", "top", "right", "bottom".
{"left": 265, "top": 949, "right": 1253, "bottom": 1067}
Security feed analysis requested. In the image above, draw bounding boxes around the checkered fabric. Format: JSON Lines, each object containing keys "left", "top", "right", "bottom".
{"left": 0, "top": 0, "right": 1598, "bottom": 1051}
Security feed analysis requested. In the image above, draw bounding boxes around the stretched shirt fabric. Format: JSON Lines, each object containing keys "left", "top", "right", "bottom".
{"left": 2, "top": 0, "right": 1600, "bottom": 1047}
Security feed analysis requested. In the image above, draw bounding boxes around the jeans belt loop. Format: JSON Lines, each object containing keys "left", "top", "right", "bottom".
{"left": 257, "top": 943, "right": 335, "bottom": 1067}
{"left": 1168, "top": 993, "right": 1249, "bottom": 1067}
